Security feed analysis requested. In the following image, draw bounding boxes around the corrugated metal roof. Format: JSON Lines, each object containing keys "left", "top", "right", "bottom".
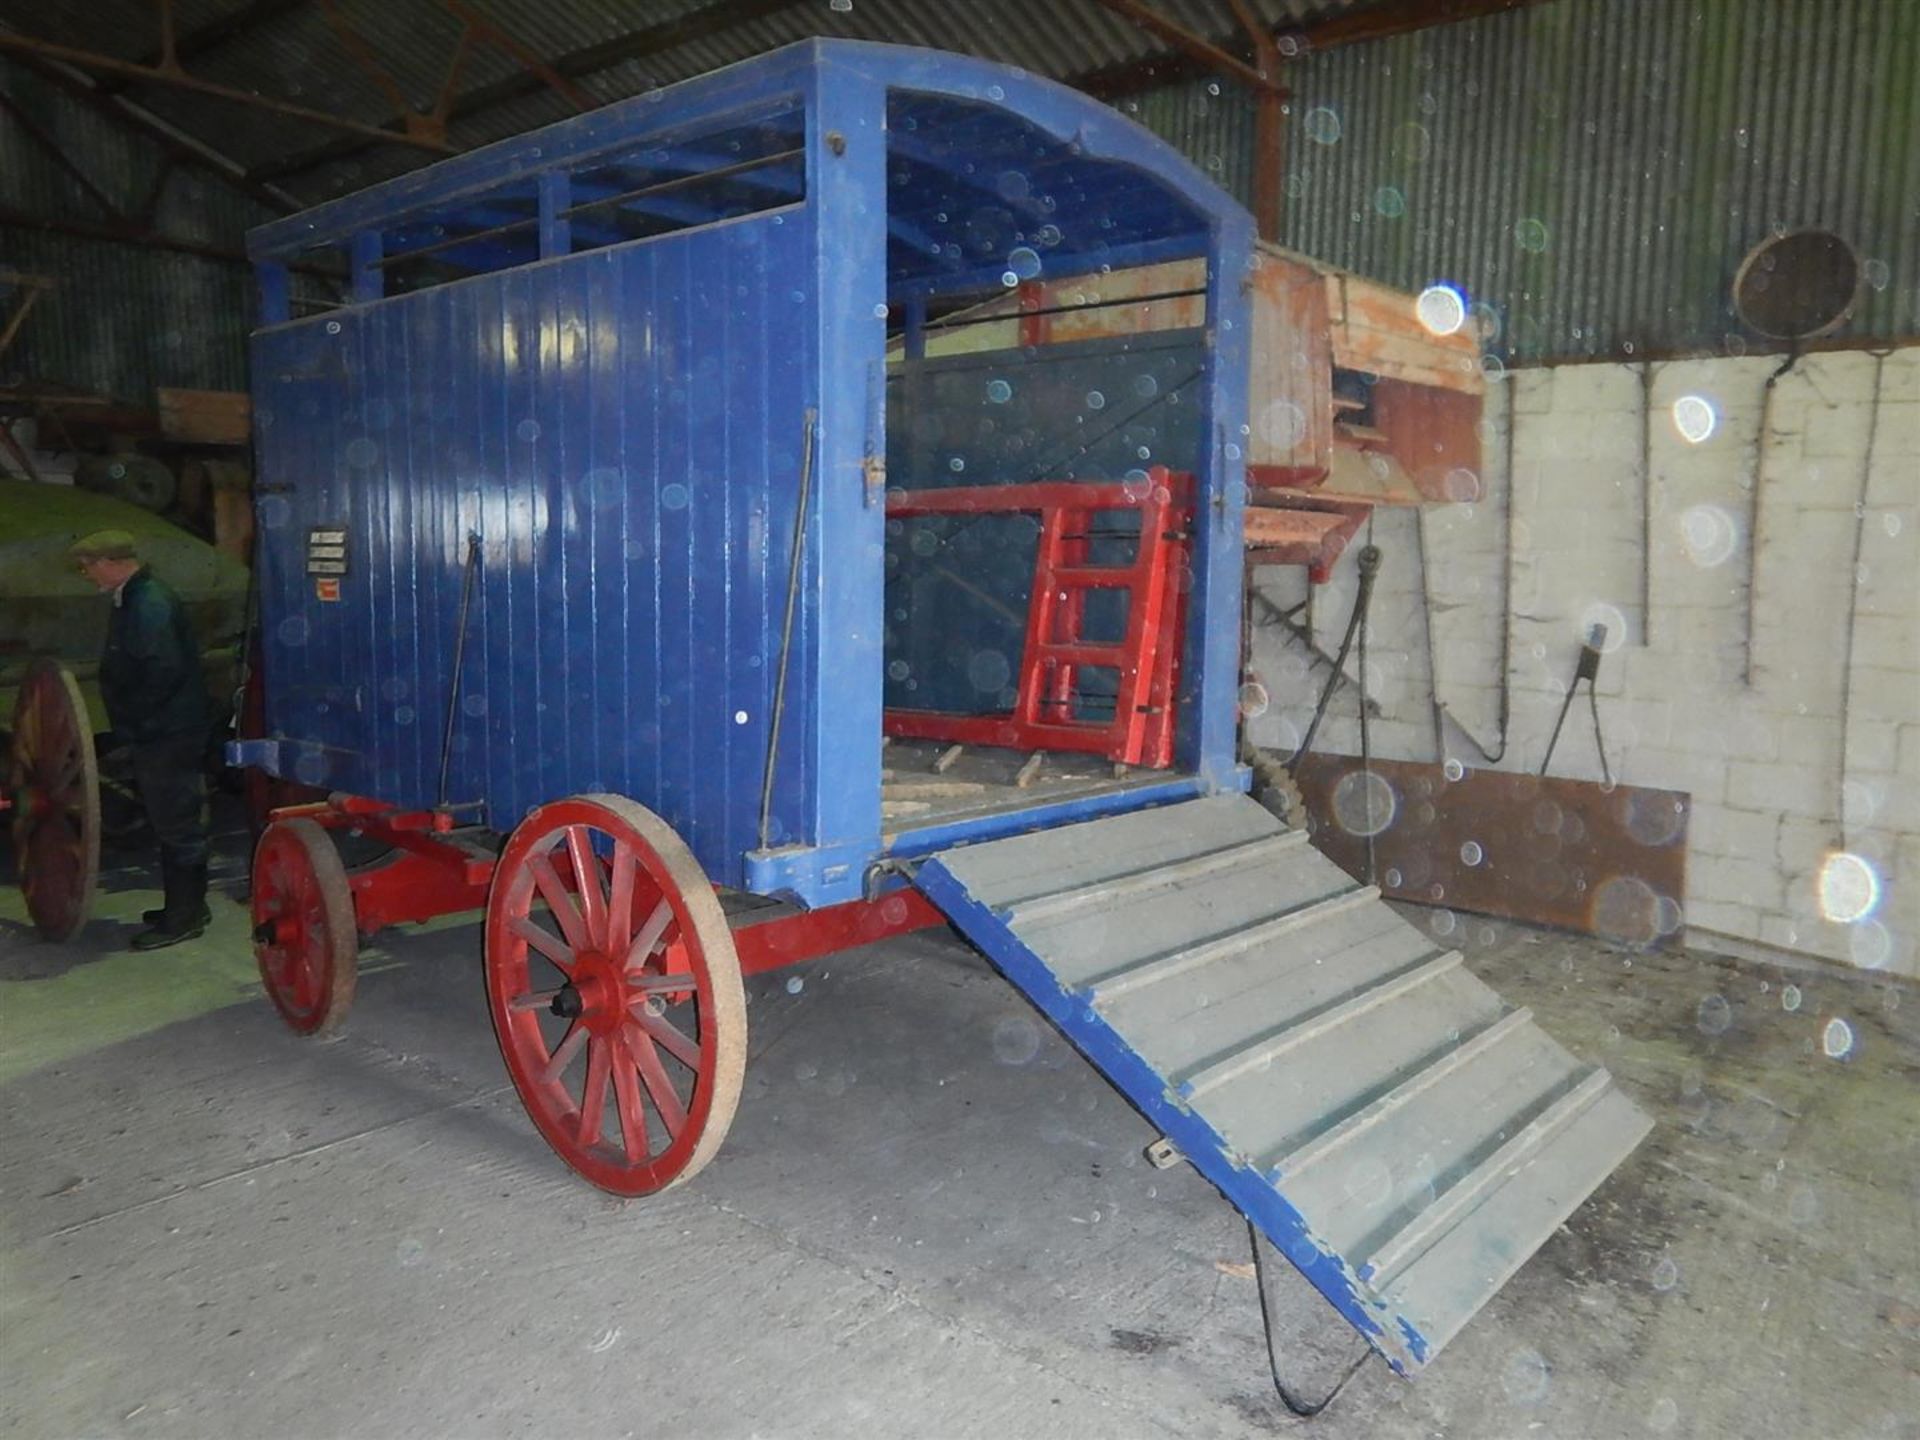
{"left": 1166, "top": 0, "right": 1920, "bottom": 360}
{"left": 0, "top": 0, "right": 1365, "bottom": 201}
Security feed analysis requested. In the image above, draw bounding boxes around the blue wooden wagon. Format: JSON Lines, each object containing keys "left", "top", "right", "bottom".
{"left": 231, "top": 39, "right": 1647, "bottom": 1389}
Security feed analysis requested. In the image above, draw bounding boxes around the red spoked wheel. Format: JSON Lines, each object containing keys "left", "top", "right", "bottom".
{"left": 7, "top": 659, "right": 100, "bottom": 940}
{"left": 251, "top": 818, "right": 358, "bottom": 1035}
{"left": 485, "top": 794, "right": 746, "bottom": 1196}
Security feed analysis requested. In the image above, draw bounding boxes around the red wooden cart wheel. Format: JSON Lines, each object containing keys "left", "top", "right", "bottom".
{"left": 7, "top": 659, "right": 100, "bottom": 941}
{"left": 485, "top": 794, "right": 746, "bottom": 1196}
{"left": 251, "top": 818, "right": 358, "bottom": 1035}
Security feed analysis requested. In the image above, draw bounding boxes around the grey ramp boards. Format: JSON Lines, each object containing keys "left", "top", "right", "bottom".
{"left": 913, "top": 793, "right": 1651, "bottom": 1374}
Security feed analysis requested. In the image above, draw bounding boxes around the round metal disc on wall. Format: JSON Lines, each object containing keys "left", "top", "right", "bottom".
{"left": 1732, "top": 229, "right": 1861, "bottom": 340}
{"left": 7, "top": 659, "right": 101, "bottom": 941}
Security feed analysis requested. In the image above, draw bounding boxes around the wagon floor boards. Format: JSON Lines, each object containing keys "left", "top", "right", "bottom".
{"left": 912, "top": 793, "right": 1651, "bottom": 1373}
{"left": 879, "top": 739, "right": 1159, "bottom": 838}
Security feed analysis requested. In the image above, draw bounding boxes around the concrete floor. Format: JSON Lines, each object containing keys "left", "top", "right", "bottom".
{"left": 2, "top": 812, "right": 1917, "bottom": 1439}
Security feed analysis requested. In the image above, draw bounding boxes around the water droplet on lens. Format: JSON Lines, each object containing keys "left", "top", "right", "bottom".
{"left": 1817, "top": 851, "right": 1879, "bottom": 923}
{"left": 1500, "top": 1347, "right": 1550, "bottom": 1405}
{"left": 1304, "top": 106, "right": 1342, "bottom": 144}
{"left": 1650, "top": 1254, "right": 1680, "bottom": 1291}
{"left": 1671, "top": 394, "right": 1716, "bottom": 444}
{"left": 1416, "top": 284, "right": 1467, "bottom": 336}
{"left": 1331, "top": 769, "right": 1396, "bottom": 836}
{"left": 1820, "top": 1017, "right": 1855, "bottom": 1060}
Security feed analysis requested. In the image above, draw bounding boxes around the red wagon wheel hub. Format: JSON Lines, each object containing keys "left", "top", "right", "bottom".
{"left": 486, "top": 794, "right": 745, "bottom": 1197}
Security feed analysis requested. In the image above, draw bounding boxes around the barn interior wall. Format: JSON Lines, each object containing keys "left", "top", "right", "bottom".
{"left": 1246, "top": 346, "right": 1920, "bottom": 977}
{"left": 0, "top": 62, "right": 270, "bottom": 405}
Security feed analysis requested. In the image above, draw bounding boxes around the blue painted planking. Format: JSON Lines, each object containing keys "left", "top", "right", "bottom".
{"left": 247, "top": 40, "right": 1254, "bottom": 905}
{"left": 254, "top": 213, "right": 818, "bottom": 887}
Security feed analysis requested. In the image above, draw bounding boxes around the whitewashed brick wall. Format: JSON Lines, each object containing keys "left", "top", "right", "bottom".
{"left": 1247, "top": 346, "right": 1920, "bottom": 978}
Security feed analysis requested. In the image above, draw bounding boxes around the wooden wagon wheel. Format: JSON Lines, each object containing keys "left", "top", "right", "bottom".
{"left": 485, "top": 794, "right": 746, "bottom": 1196}
{"left": 7, "top": 659, "right": 101, "bottom": 941}
{"left": 251, "top": 818, "right": 358, "bottom": 1035}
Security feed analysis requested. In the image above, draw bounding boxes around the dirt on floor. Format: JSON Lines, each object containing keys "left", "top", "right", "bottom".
{"left": 2, "top": 817, "right": 1917, "bottom": 1438}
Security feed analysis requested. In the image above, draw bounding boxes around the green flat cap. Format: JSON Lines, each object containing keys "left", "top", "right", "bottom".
{"left": 68, "top": 529, "right": 139, "bottom": 561}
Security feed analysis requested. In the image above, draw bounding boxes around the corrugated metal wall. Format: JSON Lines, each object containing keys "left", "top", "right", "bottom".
{"left": 0, "top": 64, "right": 272, "bottom": 403}
{"left": 1134, "top": 0, "right": 1920, "bottom": 362}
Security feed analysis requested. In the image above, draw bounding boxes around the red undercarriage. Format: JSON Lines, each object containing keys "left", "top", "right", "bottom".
{"left": 277, "top": 793, "right": 945, "bottom": 973}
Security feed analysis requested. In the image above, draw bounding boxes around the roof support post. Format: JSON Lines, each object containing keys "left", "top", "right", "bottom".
{"left": 1224, "top": 0, "right": 1286, "bottom": 241}
{"left": 1187, "top": 208, "right": 1255, "bottom": 783}
{"left": 798, "top": 56, "right": 887, "bottom": 864}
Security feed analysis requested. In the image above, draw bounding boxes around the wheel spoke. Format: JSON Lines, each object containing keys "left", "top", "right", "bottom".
{"left": 539, "top": 1022, "right": 586, "bottom": 1086}
{"left": 626, "top": 971, "right": 694, "bottom": 995}
{"left": 528, "top": 852, "right": 589, "bottom": 953}
{"left": 576, "top": 1038, "right": 611, "bottom": 1146}
{"left": 631, "top": 1007, "right": 702, "bottom": 1070}
{"left": 565, "top": 825, "right": 608, "bottom": 949}
{"left": 628, "top": 1026, "right": 688, "bottom": 1138}
{"left": 605, "top": 841, "right": 637, "bottom": 954}
{"left": 510, "top": 914, "right": 575, "bottom": 971}
{"left": 623, "top": 898, "right": 674, "bottom": 971}
{"left": 610, "top": 1040, "right": 650, "bottom": 1163}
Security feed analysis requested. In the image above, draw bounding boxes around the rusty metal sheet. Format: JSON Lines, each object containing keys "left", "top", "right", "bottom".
{"left": 1293, "top": 756, "right": 1689, "bottom": 947}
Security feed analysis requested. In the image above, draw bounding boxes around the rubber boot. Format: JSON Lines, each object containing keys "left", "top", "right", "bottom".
{"left": 140, "top": 855, "right": 175, "bottom": 926}
{"left": 133, "top": 859, "right": 212, "bottom": 951}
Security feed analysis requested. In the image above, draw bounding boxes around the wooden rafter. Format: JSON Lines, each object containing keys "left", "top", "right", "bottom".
{"left": 249, "top": 0, "right": 813, "bottom": 185}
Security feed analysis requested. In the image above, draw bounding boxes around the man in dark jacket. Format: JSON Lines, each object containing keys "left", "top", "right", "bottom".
{"left": 69, "top": 529, "right": 212, "bottom": 950}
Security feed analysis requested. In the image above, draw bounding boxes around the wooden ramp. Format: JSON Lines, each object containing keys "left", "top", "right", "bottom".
{"left": 915, "top": 794, "right": 1651, "bottom": 1374}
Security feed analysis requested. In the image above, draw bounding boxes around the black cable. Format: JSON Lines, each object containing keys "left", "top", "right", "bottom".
{"left": 1588, "top": 681, "right": 1613, "bottom": 788}
{"left": 1357, "top": 546, "right": 1376, "bottom": 886}
{"left": 1250, "top": 1224, "right": 1372, "bottom": 1418}
{"left": 1541, "top": 627, "right": 1612, "bottom": 783}
{"left": 1288, "top": 544, "right": 1381, "bottom": 770}
{"left": 1539, "top": 682, "right": 1579, "bottom": 779}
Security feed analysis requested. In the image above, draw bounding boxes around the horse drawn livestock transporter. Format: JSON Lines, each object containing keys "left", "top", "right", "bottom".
{"left": 231, "top": 39, "right": 1647, "bottom": 1386}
